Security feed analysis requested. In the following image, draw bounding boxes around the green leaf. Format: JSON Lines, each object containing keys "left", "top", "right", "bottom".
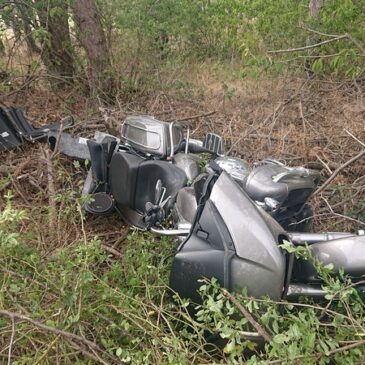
{"left": 116, "top": 348, "right": 123, "bottom": 357}
{"left": 312, "top": 59, "right": 323, "bottom": 73}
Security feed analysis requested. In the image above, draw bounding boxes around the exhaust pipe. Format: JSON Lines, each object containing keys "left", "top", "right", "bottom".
{"left": 288, "top": 232, "right": 356, "bottom": 245}
{"left": 286, "top": 284, "right": 326, "bottom": 299}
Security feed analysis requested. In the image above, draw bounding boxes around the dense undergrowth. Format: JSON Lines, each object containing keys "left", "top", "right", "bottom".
{"left": 1, "top": 183, "right": 365, "bottom": 364}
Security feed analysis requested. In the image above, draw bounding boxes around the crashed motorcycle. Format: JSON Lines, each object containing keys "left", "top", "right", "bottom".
{"left": 169, "top": 170, "right": 365, "bottom": 303}
{"left": 70, "top": 115, "right": 364, "bottom": 303}
{"left": 67, "top": 115, "right": 320, "bottom": 232}
{"left": 4, "top": 109, "right": 364, "bottom": 304}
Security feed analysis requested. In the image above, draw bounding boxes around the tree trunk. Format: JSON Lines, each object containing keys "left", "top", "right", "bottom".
{"left": 37, "top": 0, "right": 74, "bottom": 88}
{"left": 305, "top": 0, "right": 325, "bottom": 77}
{"left": 16, "top": 3, "right": 41, "bottom": 55}
{"left": 72, "top": 0, "right": 113, "bottom": 98}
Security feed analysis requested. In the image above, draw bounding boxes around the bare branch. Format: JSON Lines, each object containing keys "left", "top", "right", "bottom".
{"left": 165, "top": 110, "right": 216, "bottom": 123}
{"left": 303, "top": 27, "right": 344, "bottom": 38}
{"left": 222, "top": 290, "right": 272, "bottom": 342}
{"left": 0, "top": 310, "right": 123, "bottom": 365}
{"left": 344, "top": 129, "right": 365, "bottom": 148}
{"left": 268, "top": 35, "right": 348, "bottom": 54}
{"left": 7, "top": 316, "right": 15, "bottom": 365}
{"left": 314, "top": 149, "right": 365, "bottom": 195}
{"left": 269, "top": 33, "right": 365, "bottom": 55}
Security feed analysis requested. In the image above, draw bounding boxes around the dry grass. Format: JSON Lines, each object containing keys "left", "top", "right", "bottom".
{"left": 1, "top": 67, "right": 365, "bottom": 242}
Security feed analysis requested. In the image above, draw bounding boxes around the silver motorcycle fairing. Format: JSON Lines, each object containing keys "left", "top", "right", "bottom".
{"left": 215, "top": 156, "right": 250, "bottom": 188}
{"left": 174, "top": 186, "right": 197, "bottom": 225}
{"left": 244, "top": 164, "right": 320, "bottom": 206}
{"left": 210, "top": 173, "right": 286, "bottom": 264}
{"left": 170, "top": 172, "right": 288, "bottom": 301}
{"left": 173, "top": 152, "right": 200, "bottom": 181}
{"left": 293, "top": 235, "right": 365, "bottom": 282}
{"left": 210, "top": 173, "right": 287, "bottom": 299}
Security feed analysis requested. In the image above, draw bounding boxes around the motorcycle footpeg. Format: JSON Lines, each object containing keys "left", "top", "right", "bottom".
{"left": 84, "top": 192, "right": 115, "bottom": 215}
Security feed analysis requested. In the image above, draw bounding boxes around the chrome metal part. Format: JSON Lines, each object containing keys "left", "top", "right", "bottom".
{"left": 185, "top": 128, "right": 190, "bottom": 155}
{"left": 174, "top": 153, "right": 200, "bottom": 181}
{"left": 121, "top": 115, "right": 183, "bottom": 157}
{"left": 286, "top": 284, "right": 326, "bottom": 299}
{"left": 151, "top": 228, "right": 190, "bottom": 236}
{"left": 215, "top": 156, "right": 250, "bottom": 187}
{"left": 289, "top": 232, "right": 356, "bottom": 245}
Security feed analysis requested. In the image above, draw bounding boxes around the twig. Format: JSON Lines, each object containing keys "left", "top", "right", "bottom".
{"left": 321, "top": 280, "right": 365, "bottom": 318}
{"left": 315, "top": 154, "right": 332, "bottom": 174}
{"left": 346, "top": 33, "right": 365, "bottom": 54}
{"left": 43, "top": 148, "right": 57, "bottom": 233}
{"left": 303, "top": 27, "right": 344, "bottom": 39}
{"left": 345, "top": 129, "right": 365, "bottom": 148}
{"left": 321, "top": 196, "right": 365, "bottom": 226}
{"left": 7, "top": 316, "right": 15, "bottom": 365}
{"left": 268, "top": 35, "right": 348, "bottom": 54}
{"left": 101, "top": 244, "right": 123, "bottom": 259}
{"left": 268, "top": 339, "right": 365, "bottom": 364}
{"left": 0, "top": 310, "right": 122, "bottom": 365}
{"left": 165, "top": 110, "right": 216, "bottom": 123}
{"left": 314, "top": 149, "right": 365, "bottom": 195}
{"left": 222, "top": 290, "right": 272, "bottom": 342}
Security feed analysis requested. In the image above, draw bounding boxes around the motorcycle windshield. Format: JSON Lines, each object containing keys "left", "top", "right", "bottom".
{"left": 209, "top": 172, "right": 287, "bottom": 274}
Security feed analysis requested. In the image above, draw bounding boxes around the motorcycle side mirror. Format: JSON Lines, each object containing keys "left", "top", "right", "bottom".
{"left": 203, "top": 133, "right": 224, "bottom": 156}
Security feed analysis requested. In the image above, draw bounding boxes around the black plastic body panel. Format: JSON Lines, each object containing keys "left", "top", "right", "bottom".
{"left": 109, "top": 151, "right": 187, "bottom": 227}
{"left": 0, "top": 108, "right": 22, "bottom": 150}
{"left": 170, "top": 236, "right": 225, "bottom": 303}
{"left": 135, "top": 160, "right": 187, "bottom": 213}
{"left": 110, "top": 152, "right": 143, "bottom": 208}
{"left": 170, "top": 199, "right": 235, "bottom": 303}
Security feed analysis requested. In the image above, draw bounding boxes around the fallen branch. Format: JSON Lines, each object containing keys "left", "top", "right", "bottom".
{"left": 0, "top": 310, "right": 122, "bottom": 365}
{"left": 321, "top": 196, "right": 365, "bottom": 226}
{"left": 268, "top": 35, "right": 348, "bottom": 54}
{"left": 268, "top": 339, "right": 365, "bottom": 364}
{"left": 222, "top": 290, "right": 272, "bottom": 342}
{"left": 314, "top": 149, "right": 365, "bottom": 196}
{"left": 43, "top": 148, "right": 57, "bottom": 233}
{"left": 165, "top": 110, "right": 216, "bottom": 123}
{"left": 270, "top": 33, "right": 365, "bottom": 55}
{"left": 102, "top": 244, "right": 123, "bottom": 259}
{"left": 7, "top": 316, "right": 15, "bottom": 365}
